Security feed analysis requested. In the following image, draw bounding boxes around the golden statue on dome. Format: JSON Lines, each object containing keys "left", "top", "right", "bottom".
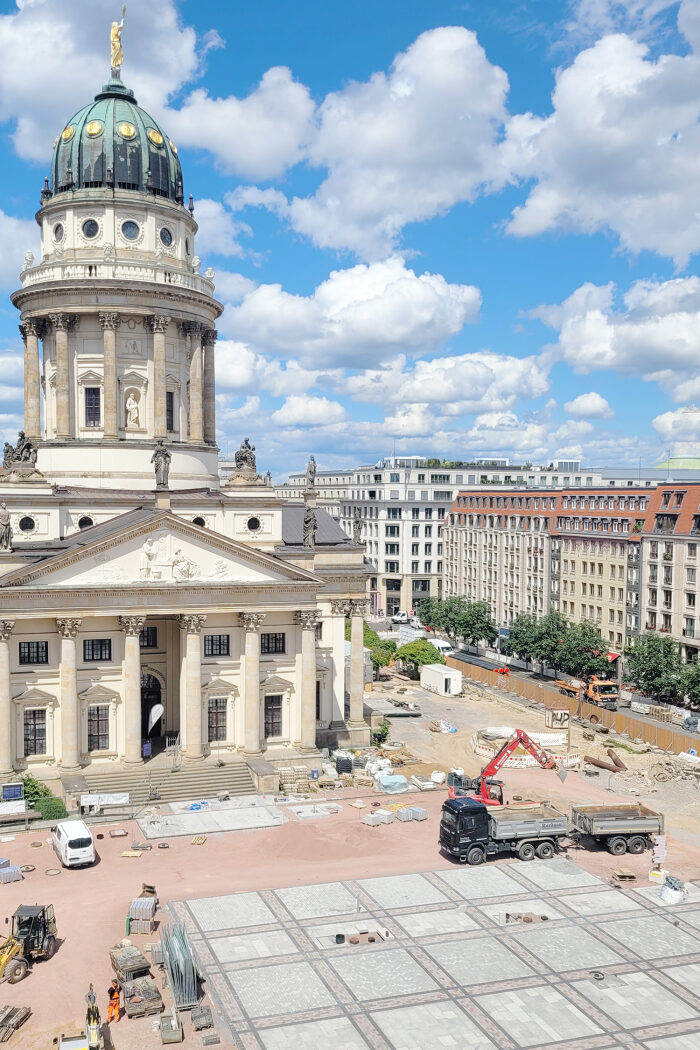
{"left": 110, "top": 5, "right": 126, "bottom": 73}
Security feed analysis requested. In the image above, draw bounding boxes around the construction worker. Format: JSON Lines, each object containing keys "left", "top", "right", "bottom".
{"left": 106, "top": 978, "right": 121, "bottom": 1023}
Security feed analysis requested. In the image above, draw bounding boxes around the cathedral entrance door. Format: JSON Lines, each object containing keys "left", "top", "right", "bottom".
{"left": 141, "top": 673, "right": 164, "bottom": 757}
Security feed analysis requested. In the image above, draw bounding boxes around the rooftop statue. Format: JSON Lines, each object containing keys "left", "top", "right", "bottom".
{"left": 234, "top": 437, "right": 257, "bottom": 473}
{"left": 110, "top": 5, "right": 126, "bottom": 74}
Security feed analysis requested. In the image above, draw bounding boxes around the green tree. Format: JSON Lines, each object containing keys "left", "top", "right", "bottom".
{"left": 344, "top": 618, "right": 381, "bottom": 649}
{"left": 683, "top": 660, "right": 700, "bottom": 706}
{"left": 395, "top": 640, "right": 445, "bottom": 676}
{"left": 461, "top": 600, "right": 498, "bottom": 648}
{"left": 416, "top": 596, "right": 440, "bottom": 629}
{"left": 504, "top": 613, "right": 540, "bottom": 663}
{"left": 505, "top": 611, "right": 568, "bottom": 673}
{"left": 556, "top": 620, "right": 610, "bottom": 678}
{"left": 626, "top": 633, "right": 684, "bottom": 702}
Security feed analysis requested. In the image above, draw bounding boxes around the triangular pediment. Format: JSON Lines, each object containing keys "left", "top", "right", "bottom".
{"left": 78, "top": 369, "right": 103, "bottom": 384}
{"left": 203, "top": 677, "right": 238, "bottom": 696}
{"left": 120, "top": 370, "right": 147, "bottom": 384}
{"left": 80, "top": 683, "right": 121, "bottom": 703}
{"left": 1, "top": 510, "right": 321, "bottom": 591}
{"left": 13, "top": 686, "right": 57, "bottom": 705}
{"left": 260, "top": 673, "right": 294, "bottom": 693}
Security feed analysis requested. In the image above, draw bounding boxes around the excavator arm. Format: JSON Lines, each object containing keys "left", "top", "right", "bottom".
{"left": 448, "top": 728, "right": 557, "bottom": 804}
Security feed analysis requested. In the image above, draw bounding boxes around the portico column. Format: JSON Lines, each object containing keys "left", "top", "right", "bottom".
{"left": 202, "top": 329, "right": 217, "bottom": 445}
{"left": 295, "top": 610, "right": 320, "bottom": 753}
{"left": 49, "top": 313, "right": 78, "bottom": 439}
{"left": 0, "top": 621, "right": 15, "bottom": 776}
{"left": 149, "top": 315, "right": 169, "bottom": 439}
{"left": 240, "top": 612, "right": 265, "bottom": 754}
{"left": 119, "top": 616, "right": 145, "bottom": 765}
{"left": 99, "top": 311, "right": 120, "bottom": 439}
{"left": 188, "top": 323, "right": 204, "bottom": 443}
{"left": 56, "top": 617, "right": 82, "bottom": 771}
{"left": 20, "top": 320, "right": 42, "bottom": 441}
{"left": 178, "top": 614, "right": 206, "bottom": 761}
{"left": 348, "top": 599, "right": 369, "bottom": 727}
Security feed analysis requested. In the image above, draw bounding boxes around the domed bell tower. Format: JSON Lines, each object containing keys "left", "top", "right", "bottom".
{"left": 11, "top": 21, "right": 222, "bottom": 490}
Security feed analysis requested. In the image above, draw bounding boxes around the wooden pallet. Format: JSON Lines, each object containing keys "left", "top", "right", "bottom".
{"left": 0, "top": 1005, "right": 31, "bottom": 1043}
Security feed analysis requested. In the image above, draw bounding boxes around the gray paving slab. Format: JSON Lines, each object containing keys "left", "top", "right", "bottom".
{"left": 633, "top": 883, "right": 700, "bottom": 907}
{"left": 394, "top": 908, "right": 479, "bottom": 938}
{"left": 426, "top": 934, "right": 535, "bottom": 983}
{"left": 513, "top": 857, "right": 603, "bottom": 891}
{"left": 357, "top": 873, "right": 448, "bottom": 909}
{"left": 275, "top": 881, "right": 360, "bottom": 920}
{"left": 557, "top": 888, "right": 644, "bottom": 916}
{"left": 477, "top": 985, "right": 603, "bottom": 1046}
{"left": 211, "top": 930, "right": 298, "bottom": 964}
{"left": 661, "top": 961, "right": 700, "bottom": 996}
{"left": 228, "top": 960, "right": 335, "bottom": 1018}
{"left": 188, "top": 891, "right": 276, "bottom": 932}
{"left": 434, "top": 865, "right": 525, "bottom": 900}
{"left": 477, "top": 898, "right": 564, "bottom": 924}
{"left": 573, "top": 971, "right": 698, "bottom": 1028}
{"left": 139, "top": 804, "right": 285, "bottom": 838}
{"left": 260, "top": 1016, "right": 370, "bottom": 1050}
{"left": 602, "top": 915, "right": 700, "bottom": 959}
{"left": 671, "top": 908, "right": 700, "bottom": 932}
{"left": 329, "top": 947, "right": 438, "bottom": 1001}
{"left": 371, "top": 1001, "right": 496, "bottom": 1049}
{"left": 644, "top": 1037, "right": 700, "bottom": 1050}
{"left": 512, "top": 923, "right": 623, "bottom": 971}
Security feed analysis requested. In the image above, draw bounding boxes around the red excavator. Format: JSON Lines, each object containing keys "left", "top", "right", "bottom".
{"left": 448, "top": 728, "right": 557, "bottom": 806}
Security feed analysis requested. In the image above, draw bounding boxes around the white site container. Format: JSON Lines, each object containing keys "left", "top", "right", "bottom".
{"left": 420, "top": 663, "right": 463, "bottom": 697}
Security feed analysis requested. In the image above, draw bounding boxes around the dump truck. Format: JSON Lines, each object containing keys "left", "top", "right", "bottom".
{"left": 570, "top": 803, "right": 663, "bottom": 856}
{"left": 439, "top": 797, "right": 569, "bottom": 865}
{"left": 556, "top": 675, "right": 618, "bottom": 710}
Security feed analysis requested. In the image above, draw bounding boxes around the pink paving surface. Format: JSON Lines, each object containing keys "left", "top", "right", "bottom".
{"left": 2, "top": 772, "right": 699, "bottom": 1049}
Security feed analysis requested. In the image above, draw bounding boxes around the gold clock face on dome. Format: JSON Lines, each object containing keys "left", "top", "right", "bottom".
{"left": 147, "top": 129, "right": 164, "bottom": 146}
{"left": 85, "top": 120, "right": 103, "bottom": 137}
{"left": 169, "top": 139, "right": 178, "bottom": 154}
{"left": 118, "top": 122, "right": 136, "bottom": 139}
{"left": 61, "top": 126, "right": 75, "bottom": 141}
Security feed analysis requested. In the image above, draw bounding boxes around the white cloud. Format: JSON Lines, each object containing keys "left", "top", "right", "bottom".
{"left": 652, "top": 404, "right": 700, "bottom": 451}
{"left": 215, "top": 395, "right": 260, "bottom": 423}
{"left": 563, "top": 391, "right": 614, "bottom": 419}
{"left": 192, "top": 199, "right": 249, "bottom": 258}
{"left": 271, "top": 396, "right": 346, "bottom": 427}
{"left": 0, "top": 211, "right": 40, "bottom": 292}
{"left": 503, "top": 19, "right": 700, "bottom": 265}
{"left": 221, "top": 256, "right": 481, "bottom": 368}
{"left": 212, "top": 271, "right": 258, "bottom": 303}
{"left": 215, "top": 340, "right": 340, "bottom": 397}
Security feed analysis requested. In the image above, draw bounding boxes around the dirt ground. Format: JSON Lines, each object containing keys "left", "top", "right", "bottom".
{"left": 3, "top": 673, "right": 700, "bottom": 1049}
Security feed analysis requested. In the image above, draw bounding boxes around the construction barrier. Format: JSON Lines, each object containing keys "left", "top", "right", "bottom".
{"left": 447, "top": 657, "right": 699, "bottom": 757}
{"left": 471, "top": 732, "right": 582, "bottom": 768}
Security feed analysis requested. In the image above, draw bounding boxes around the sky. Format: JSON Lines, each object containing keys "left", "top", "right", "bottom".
{"left": 1, "top": 0, "right": 700, "bottom": 477}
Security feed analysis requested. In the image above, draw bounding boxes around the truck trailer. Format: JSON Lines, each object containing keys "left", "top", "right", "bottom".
{"left": 570, "top": 803, "right": 663, "bottom": 856}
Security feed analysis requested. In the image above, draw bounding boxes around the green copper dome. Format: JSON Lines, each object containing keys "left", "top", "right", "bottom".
{"left": 50, "top": 77, "right": 184, "bottom": 203}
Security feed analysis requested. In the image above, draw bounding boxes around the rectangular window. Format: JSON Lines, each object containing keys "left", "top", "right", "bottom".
{"left": 385, "top": 561, "right": 399, "bottom": 572}
{"left": 87, "top": 704, "right": 109, "bottom": 751}
{"left": 264, "top": 694, "right": 282, "bottom": 737}
{"left": 385, "top": 543, "right": 399, "bottom": 555}
{"left": 412, "top": 525, "right": 419, "bottom": 537}
{"left": 19, "top": 641, "right": 48, "bottom": 665}
{"left": 208, "top": 696, "right": 227, "bottom": 742}
{"left": 85, "top": 386, "right": 101, "bottom": 428}
{"left": 385, "top": 525, "right": 400, "bottom": 537}
{"left": 166, "top": 391, "right": 175, "bottom": 432}
{"left": 412, "top": 508, "right": 420, "bottom": 520}
{"left": 424, "top": 508, "right": 433, "bottom": 520}
{"left": 83, "top": 638, "right": 112, "bottom": 662}
{"left": 204, "top": 634, "right": 230, "bottom": 657}
{"left": 387, "top": 507, "right": 401, "bottom": 519}
{"left": 261, "top": 632, "right": 285, "bottom": 655}
{"left": 139, "top": 626, "right": 158, "bottom": 648}
{"left": 24, "top": 709, "right": 46, "bottom": 756}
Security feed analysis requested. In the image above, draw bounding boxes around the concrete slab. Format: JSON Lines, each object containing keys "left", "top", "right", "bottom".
{"left": 426, "top": 934, "right": 536, "bottom": 983}
{"left": 275, "top": 881, "right": 359, "bottom": 920}
{"left": 329, "top": 947, "right": 438, "bottom": 1001}
{"left": 229, "top": 960, "right": 336, "bottom": 1017}
{"left": 188, "top": 891, "right": 276, "bottom": 931}
{"left": 358, "top": 873, "right": 448, "bottom": 909}
{"left": 557, "top": 888, "right": 644, "bottom": 916}
{"left": 260, "top": 1017, "right": 370, "bottom": 1050}
{"left": 434, "top": 865, "right": 525, "bottom": 900}
{"left": 511, "top": 923, "right": 623, "bottom": 971}
{"left": 573, "top": 971, "right": 698, "bottom": 1028}
{"left": 476, "top": 985, "right": 604, "bottom": 1045}
{"left": 477, "top": 898, "right": 564, "bottom": 924}
{"left": 371, "top": 1001, "right": 496, "bottom": 1050}
{"left": 210, "top": 929, "right": 298, "bottom": 964}
{"left": 512, "top": 857, "right": 603, "bottom": 891}
{"left": 601, "top": 915, "right": 700, "bottom": 959}
{"left": 394, "top": 907, "right": 479, "bottom": 937}
{"left": 138, "top": 802, "right": 286, "bottom": 838}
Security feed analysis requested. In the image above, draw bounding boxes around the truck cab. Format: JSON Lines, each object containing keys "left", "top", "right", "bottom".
{"left": 439, "top": 797, "right": 492, "bottom": 864}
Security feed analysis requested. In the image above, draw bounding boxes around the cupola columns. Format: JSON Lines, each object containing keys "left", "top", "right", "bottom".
{"left": 50, "top": 313, "right": 79, "bottom": 440}
{"left": 203, "top": 329, "right": 217, "bottom": 445}
{"left": 185, "top": 323, "right": 204, "bottom": 444}
{"left": 148, "top": 315, "right": 170, "bottom": 439}
{"left": 20, "top": 320, "right": 42, "bottom": 442}
{"left": 99, "top": 311, "right": 121, "bottom": 439}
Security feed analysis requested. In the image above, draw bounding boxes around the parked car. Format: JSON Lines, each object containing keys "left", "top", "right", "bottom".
{"left": 51, "top": 819, "right": 95, "bottom": 868}
{"left": 391, "top": 611, "right": 410, "bottom": 624}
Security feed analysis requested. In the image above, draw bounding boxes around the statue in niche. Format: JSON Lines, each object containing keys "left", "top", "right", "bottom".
{"left": 151, "top": 440, "right": 171, "bottom": 488}
{"left": 352, "top": 506, "right": 363, "bottom": 544}
{"left": 303, "top": 504, "right": 316, "bottom": 548}
{"left": 0, "top": 503, "right": 12, "bottom": 551}
{"left": 125, "top": 391, "right": 139, "bottom": 427}
{"left": 172, "top": 546, "right": 199, "bottom": 580}
{"left": 139, "top": 536, "right": 157, "bottom": 580}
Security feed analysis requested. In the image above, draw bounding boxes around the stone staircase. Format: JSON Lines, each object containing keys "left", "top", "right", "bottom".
{"left": 79, "top": 756, "right": 256, "bottom": 808}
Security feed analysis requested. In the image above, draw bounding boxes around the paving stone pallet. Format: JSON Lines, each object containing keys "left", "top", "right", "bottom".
{"left": 0, "top": 1006, "right": 30, "bottom": 1043}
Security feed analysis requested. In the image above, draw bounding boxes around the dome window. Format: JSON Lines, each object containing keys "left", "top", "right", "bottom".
{"left": 53, "top": 223, "right": 64, "bottom": 242}
{"left": 192, "top": 516, "right": 206, "bottom": 527}
{"left": 61, "top": 126, "right": 75, "bottom": 141}
{"left": 121, "top": 220, "right": 140, "bottom": 241}
{"left": 78, "top": 516, "right": 94, "bottom": 530}
{"left": 159, "top": 228, "right": 173, "bottom": 247}
{"left": 247, "top": 516, "right": 261, "bottom": 533}
{"left": 148, "top": 129, "right": 164, "bottom": 147}
{"left": 118, "top": 122, "right": 136, "bottom": 139}
{"left": 85, "top": 120, "right": 103, "bottom": 137}
{"left": 82, "top": 219, "right": 99, "bottom": 239}
{"left": 19, "top": 516, "right": 35, "bottom": 533}
{"left": 185, "top": 238, "right": 191, "bottom": 256}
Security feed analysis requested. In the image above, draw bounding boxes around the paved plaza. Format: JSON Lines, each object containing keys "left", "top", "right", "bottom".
{"left": 172, "top": 857, "right": 700, "bottom": 1050}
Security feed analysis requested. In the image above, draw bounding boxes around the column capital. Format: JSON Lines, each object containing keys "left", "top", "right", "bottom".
{"left": 146, "top": 314, "right": 170, "bottom": 333}
{"left": 21, "top": 318, "right": 46, "bottom": 339}
{"left": 202, "top": 328, "right": 217, "bottom": 348}
{"left": 178, "top": 613, "right": 207, "bottom": 634}
{"left": 181, "top": 320, "right": 204, "bottom": 339}
{"left": 349, "top": 599, "right": 369, "bottom": 618}
{"left": 99, "top": 311, "right": 122, "bottom": 331}
{"left": 239, "top": 611, "right": 265, "bottom": 632}
{"left": 118, "top": 615, "right": 146, "bottom": 636}
{"left": 56, "top": 617, "right": 82, "bottom": 639}
{"left": 330, "top": 599, "right": 350, "bottom": 616}
{"left": 49, "top": 312, "right": 79, "bottom": 332}
{"left": 0, "top": 620, "right": 15, "bottom": 641}
{"left": 295, "top": 610, "right": 321, "bottom": 631}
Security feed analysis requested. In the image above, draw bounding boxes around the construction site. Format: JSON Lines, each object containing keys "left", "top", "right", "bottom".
{"left": 2, "top": 657, "right": 700, "bottom": 1050}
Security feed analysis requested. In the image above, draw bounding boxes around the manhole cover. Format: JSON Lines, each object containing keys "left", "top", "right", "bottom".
{"left": 30, "top": 841, "right": 43, "bottom": 848}
{"left": 45, "top": 868, "right": 61, "bottom": 876}
{"left": 20, "top": 864, "right": 35, "bottom": 873}
{"left": 157, "top": 842, "right": 169, "bottom": 849}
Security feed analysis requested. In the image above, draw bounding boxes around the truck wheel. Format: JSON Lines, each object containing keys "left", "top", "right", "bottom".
{"left": 627, "top": 836, "right": 646, "bottom": 855}
{"left": 43, "top": 935, "right": 56, "bottom": 959}
{"left": 537, "top": 841, "right": 554, "bottom": 859}
{"left": 607, "top": 836, "right": 627, "bottom": 856}
{"left": 6, "top": 959, "right": 28, "bottom": 984}
{"left": 517, "top": 842, "right": 536, "bottom": 862}
{"left": 466, "top": 847, "right": 485, "bottom": 866}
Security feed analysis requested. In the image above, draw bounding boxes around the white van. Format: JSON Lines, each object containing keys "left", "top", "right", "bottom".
{"left": 431, "top": 638, "right": 456, "bottom": 658}
{"left": 52, "top": 819, "right": 95, "bottom": 868}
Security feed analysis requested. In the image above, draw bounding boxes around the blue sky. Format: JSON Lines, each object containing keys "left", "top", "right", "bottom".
{"left": 1, "top": 0, "right": 700, "bottom": 477}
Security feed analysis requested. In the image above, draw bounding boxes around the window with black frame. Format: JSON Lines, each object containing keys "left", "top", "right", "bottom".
{"left": 208, "top": 696, "right": 226, "bottom": 742}
{"left": 261, "top": 632, "right": 285, "bottom": 655}
{"left": 83, "top": 638, "right": 112, "bottom": 661}
{"left": 85, "top": 386, "right": 101, "bottom": 427}
{"left": 204, "top": 634, "right": 229, "bottom": 657}
{"left": 24, "top": 709, "right": 46, "bottom": 755}
{"left": 264, "top": 694, "right": 282, "bottom": 737}
{"left": 88, "top": 704, "right": 109, "bottom": 751}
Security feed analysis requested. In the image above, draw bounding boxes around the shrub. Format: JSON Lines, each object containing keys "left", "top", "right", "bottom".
{"left": 33, "top": 796, "right": 68, "bottom": 821}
